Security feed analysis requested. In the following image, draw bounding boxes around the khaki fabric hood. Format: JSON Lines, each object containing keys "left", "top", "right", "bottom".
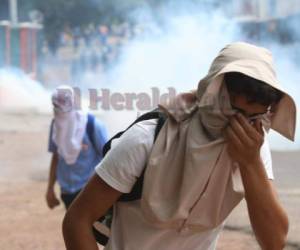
{"left": 198, "top": 42, "right": 296, "bottom": 141}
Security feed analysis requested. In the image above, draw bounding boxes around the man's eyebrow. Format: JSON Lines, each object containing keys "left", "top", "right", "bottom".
{"left": 232, "top": 105, "right": 266, "bottom": 117}
{"left": 249, "top": 112, "right": 266, "bottom": 117}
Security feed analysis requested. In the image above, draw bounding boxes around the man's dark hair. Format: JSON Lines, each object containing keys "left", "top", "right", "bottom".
{"left": 224, "top": 72, "right": 283, "bottom": 106}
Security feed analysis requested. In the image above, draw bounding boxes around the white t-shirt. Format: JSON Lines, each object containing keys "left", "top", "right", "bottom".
{"left": 95, "top": 119, "right": 273, "bottom": 250}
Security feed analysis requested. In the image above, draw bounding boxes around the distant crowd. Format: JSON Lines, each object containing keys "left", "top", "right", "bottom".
{"left": 54, "top": 23, "right": 148, "bottom": 76}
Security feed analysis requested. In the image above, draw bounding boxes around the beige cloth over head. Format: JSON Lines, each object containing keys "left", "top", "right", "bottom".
{"left": 52, "top": 86, "right": 88, "bottom": 165}
{"left": 141, "top": 42, "right": 297, "bottom": 232}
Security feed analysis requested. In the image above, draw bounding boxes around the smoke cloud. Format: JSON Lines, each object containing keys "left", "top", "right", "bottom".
{"left": 1, "top": 2, "right": 299, "bottom": 150}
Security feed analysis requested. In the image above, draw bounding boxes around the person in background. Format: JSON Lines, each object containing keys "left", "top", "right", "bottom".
{"left": 46, "top": 86, "right": 108, "bottom": 210}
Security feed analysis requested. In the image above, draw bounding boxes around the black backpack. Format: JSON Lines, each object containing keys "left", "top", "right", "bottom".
{"left": 92, "top": 109, "right": 167, "bottom": 246}
{"left": 86, "top": 113, "right": 105, "bottom": 157}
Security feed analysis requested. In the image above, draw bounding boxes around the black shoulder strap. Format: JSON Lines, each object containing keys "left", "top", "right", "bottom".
{"left": 102, "top": 109, "right": 166, "bottom": 156}
{"left": 118, "top": 109, "right": 167, "bottom": 202}
{"left": 86, "top": 114, "right": 99, "bottom": 153}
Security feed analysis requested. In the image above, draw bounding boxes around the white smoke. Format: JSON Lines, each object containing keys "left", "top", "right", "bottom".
{"left": 86, "top": 9, "right": 299, "bottom": 150}
{"left": 110, "top": 15, "right": 237, "bottom": 92}
{"left": 1, "top": 2, "right": 299, "bottom": 150}
{"left": 266, "top": 43, "right": 300, "bottom": 150}
{"left": 0, "top": 68, "right": 51, "bottom": 114}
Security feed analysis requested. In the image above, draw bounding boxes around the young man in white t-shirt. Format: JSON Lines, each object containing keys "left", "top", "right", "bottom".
{"left": 62, "top": 43, "right": 296, "bottom": 250}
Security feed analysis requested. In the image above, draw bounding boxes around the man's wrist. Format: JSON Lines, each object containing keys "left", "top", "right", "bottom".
{"left": 239, "top": 157, "right": 269, "bottom": 184}
{"left": 47, "top": 184, "right": 55, "bottom": 191}
{"left": 239, "top": 156, "right": 263, "bottom": 172}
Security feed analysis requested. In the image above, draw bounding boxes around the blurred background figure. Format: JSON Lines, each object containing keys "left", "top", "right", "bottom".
{"left": 46, "top": 86, "right": 108, "bottom": 210}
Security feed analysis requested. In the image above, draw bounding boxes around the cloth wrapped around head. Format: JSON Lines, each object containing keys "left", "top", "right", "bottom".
{"left": 51, "top": 86, "right": 87, "bottom": 165}
{"left": 141, "top": 42, "right": 296, "bottom": 231}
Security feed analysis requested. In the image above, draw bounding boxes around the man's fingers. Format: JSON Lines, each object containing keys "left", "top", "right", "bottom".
{"left": 229, "top": 116, "right": 253, "bottom": 146}
{"left": 235, "top": 113, "right": 262, "bottom": 140}
{"left": 50, "top": 199, "right": 60, "bottom": 209}
{"left": 225, "top": 125, "right": 243, "bottom": 148}
{"left": 46, "top": 192, "right": 60, "bottom": 209}
{"left": 254, "top": 119, "right": 264, "bottom": 135}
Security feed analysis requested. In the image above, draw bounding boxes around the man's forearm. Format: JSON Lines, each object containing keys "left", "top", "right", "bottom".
{"left": 48, "top": 153, "right": 58, "bottom": 189}
{"left": 63, "top": 175, "right": 122, "bottom": 250}
{"left": 63, "top": 211, "right": 98, "bottom": 250}
{"left": 239, "top": 158, "right": 288, "bottom": 250}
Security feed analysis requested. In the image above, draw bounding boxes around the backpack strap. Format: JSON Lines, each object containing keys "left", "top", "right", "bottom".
{"left": 86, "top": 113, "right": 95, "bottom": 142}
{"left": 102, "top": 109, "right": 165, "bottom": 156}
{"left": 86, "top": 114, "right": 101, "bottom": 155}
{"left": 118, "top": 110, "right": 167, "bottom": 202}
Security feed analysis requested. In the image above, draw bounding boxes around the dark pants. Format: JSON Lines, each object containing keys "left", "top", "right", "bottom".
{"left": 60, "top": 189, "right": 81, "bottom": 209}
